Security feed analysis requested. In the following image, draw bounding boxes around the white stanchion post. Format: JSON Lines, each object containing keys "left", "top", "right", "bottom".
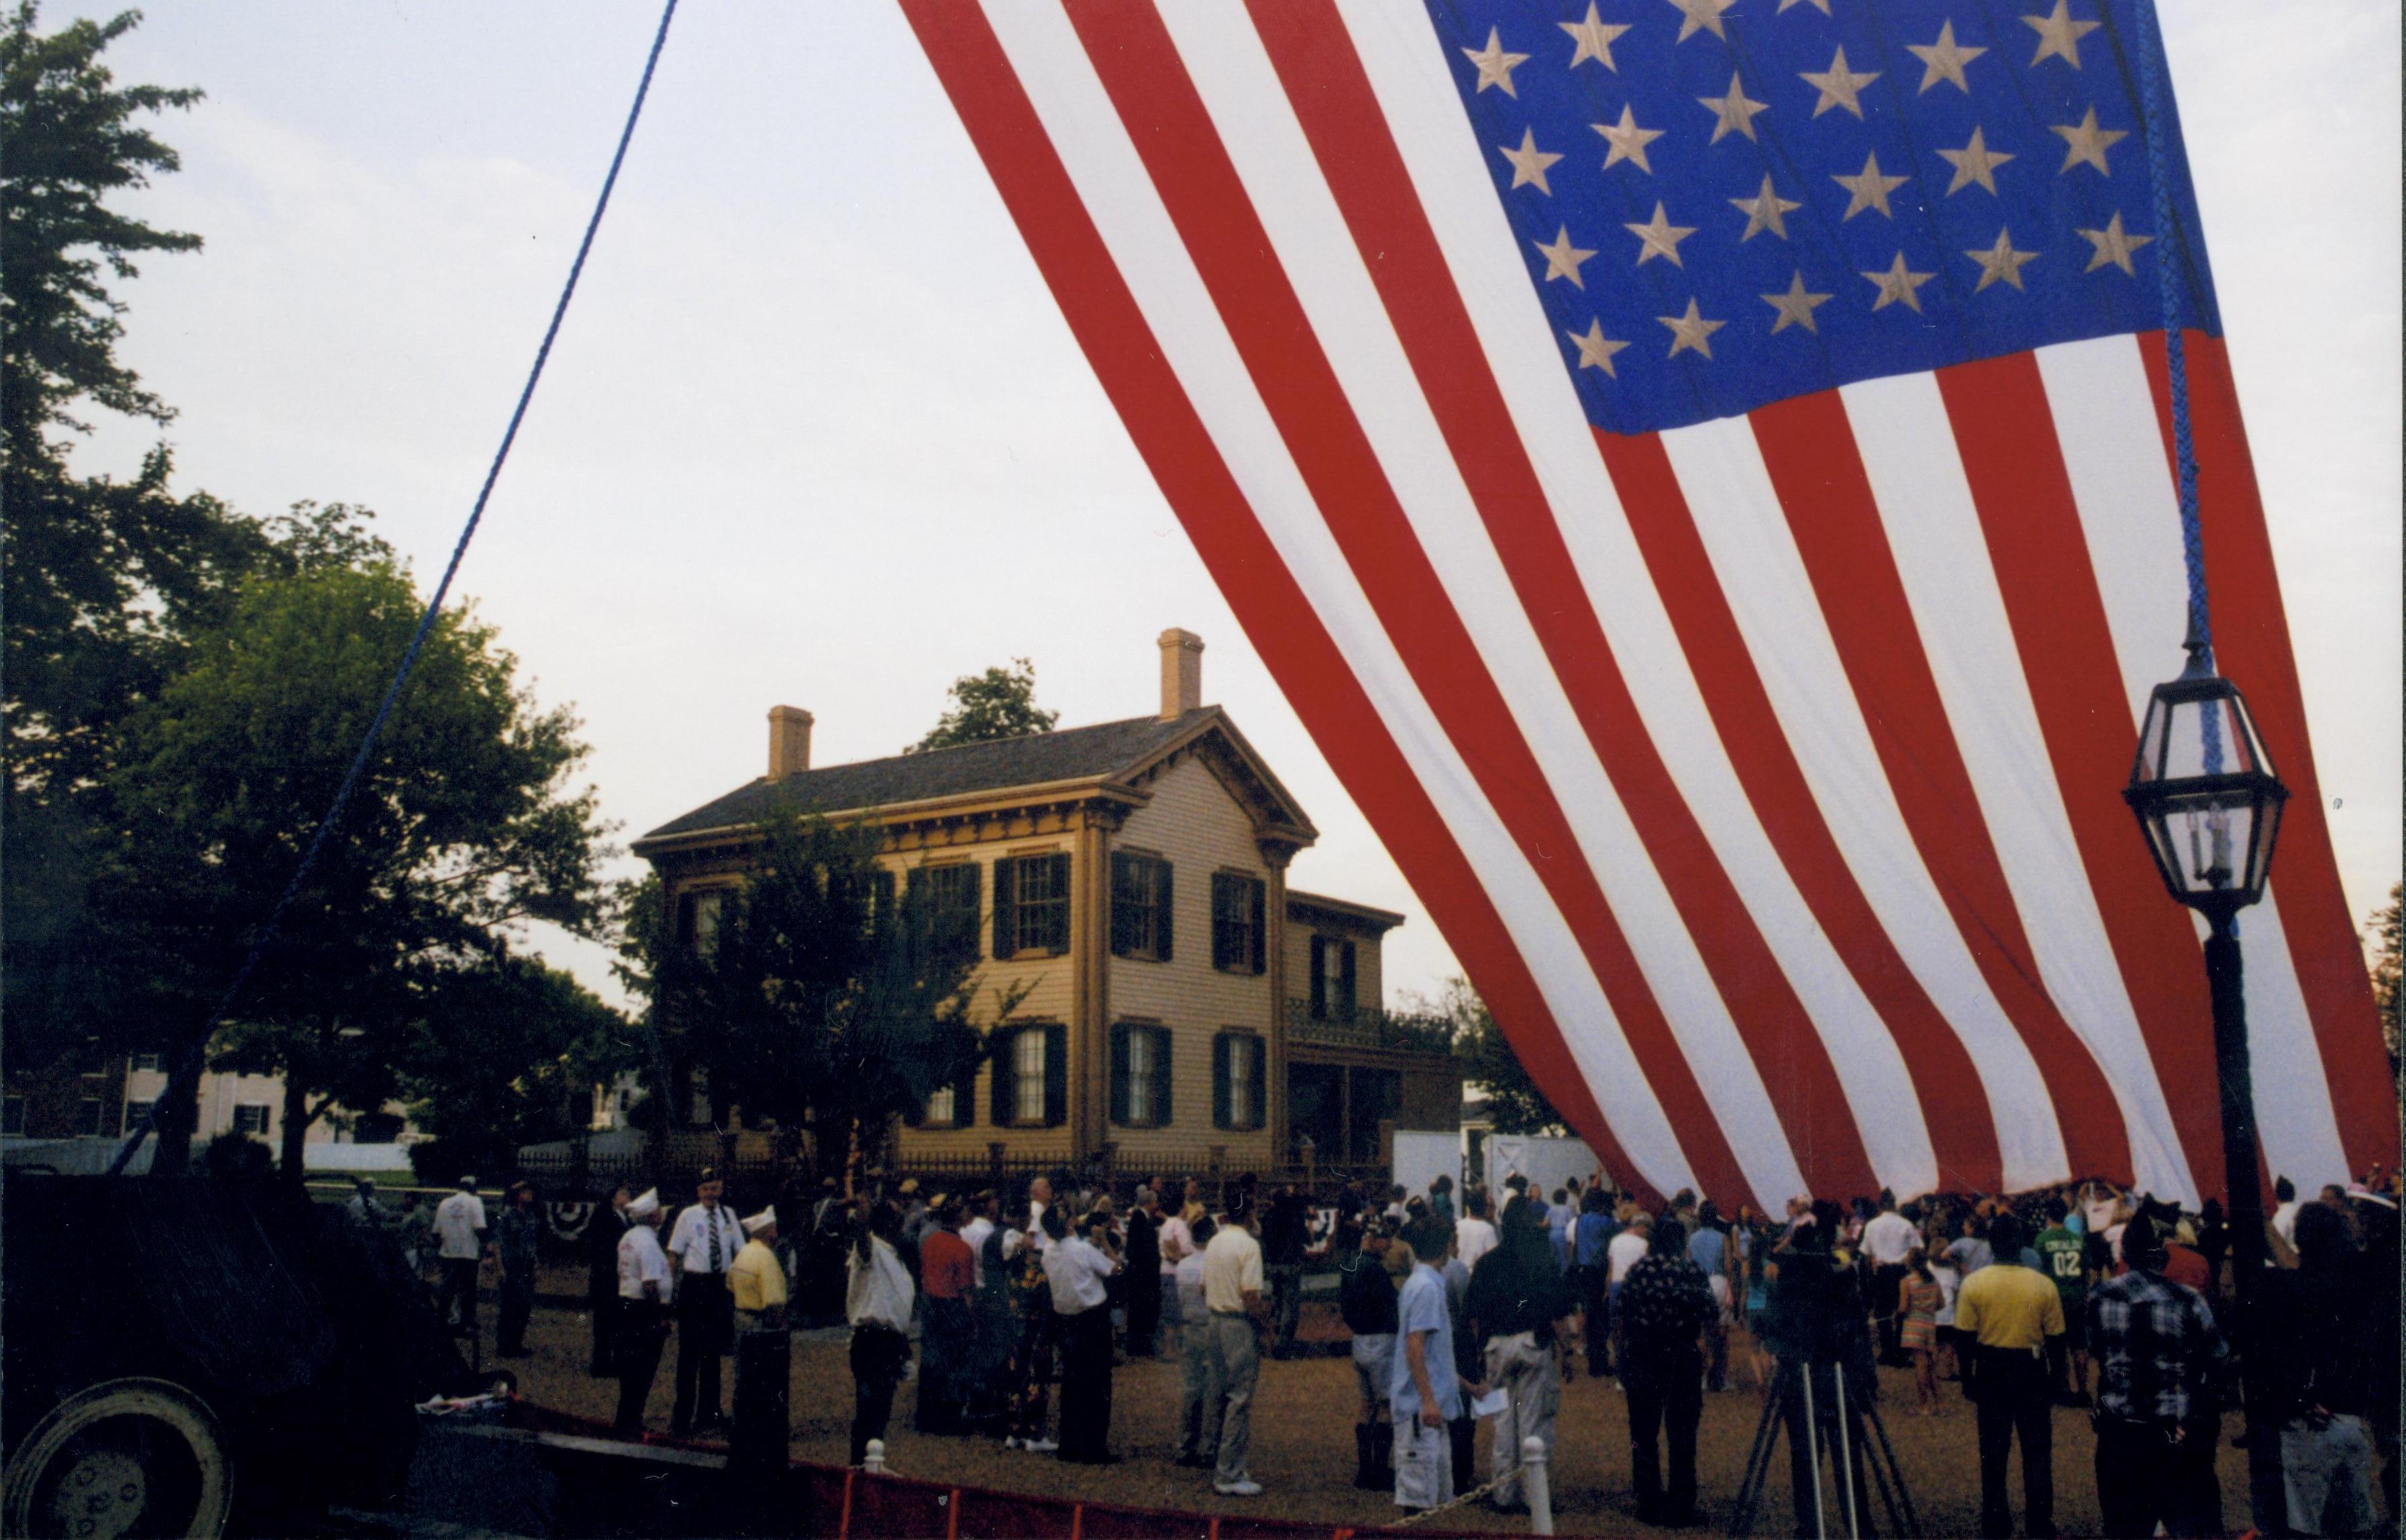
{"left": 864, "top": 1438, "right": 886, "bottom": 1475}
{"left": 1520, "top": 1435, "right": 1553, "bottom": 1537}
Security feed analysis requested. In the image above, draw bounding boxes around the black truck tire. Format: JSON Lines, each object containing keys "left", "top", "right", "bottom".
{"left": 2, "top": 1377, "right": 232, "bottom": 1539}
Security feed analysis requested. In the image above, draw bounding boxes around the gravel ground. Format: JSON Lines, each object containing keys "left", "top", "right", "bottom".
{"left": 490, "top": 1287, "right": 2279, "bottom": 1538}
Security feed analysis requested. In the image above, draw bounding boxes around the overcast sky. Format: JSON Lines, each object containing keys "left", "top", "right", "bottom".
{"left": 60, "top": 1, "right": 2401, "bottom": 1011}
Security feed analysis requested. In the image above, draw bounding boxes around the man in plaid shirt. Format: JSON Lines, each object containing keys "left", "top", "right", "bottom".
{"left": 2085, "top": 1214, "right": 2229, "bottom": 1538}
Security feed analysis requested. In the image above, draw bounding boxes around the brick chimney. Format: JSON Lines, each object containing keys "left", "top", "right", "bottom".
{"left": 1158, "top": 628, "right": 1204, "bottom": 721}
{"left": 768, "top": 705, "right": 813, "bottom": 778}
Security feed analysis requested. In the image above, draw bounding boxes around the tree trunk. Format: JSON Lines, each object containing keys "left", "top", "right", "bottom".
{"left": 280, "top": 1074, "right": 309, "bottom": 1183}
{"left": 149, "top": 1060, "right": 201, "bottom": 1176}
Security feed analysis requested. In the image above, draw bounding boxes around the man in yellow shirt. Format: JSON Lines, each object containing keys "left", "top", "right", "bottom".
{"left": 729, "top": 1209, "right": 787, "bottom": 1333}
{"left": 1954, "top": 1213, "right": 2064, "bottom": 1539}
{"left": 727, "top": 1209, "right": 790, "bottom": 1460}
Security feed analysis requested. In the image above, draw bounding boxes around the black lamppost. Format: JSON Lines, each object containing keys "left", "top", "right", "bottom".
{"left": 2122, "top": 638, "right": 2290, "bottom": 1528}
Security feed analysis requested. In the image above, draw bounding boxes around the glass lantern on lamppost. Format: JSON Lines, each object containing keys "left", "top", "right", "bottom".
{"left": 2124, "top": 652, "right": 2289, "bottom": 919}
{"left": 2122, "top": 645, "right": 2290, "bottom": 1525}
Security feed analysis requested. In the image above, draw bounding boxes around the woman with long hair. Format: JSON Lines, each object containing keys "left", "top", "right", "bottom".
{"left": 845, "top": 1201, "right": 916, "bottom": 1465}
{"left": 1901, "top": 1247, "right": 1943, "bottom": 1415}
{"left": 1465, "top": 1195, "right": 1575, "bottom": 1514}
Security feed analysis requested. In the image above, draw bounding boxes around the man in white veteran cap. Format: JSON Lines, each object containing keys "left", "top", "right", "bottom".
{"left": 730, "top": 1210, "right": 786, "bottom": 1334}
{"left": 615, "top": 1189, "right": 671, "bottom": 1435}
{"left": 728, "top": 1207, "right": 791, "bottom": 1457}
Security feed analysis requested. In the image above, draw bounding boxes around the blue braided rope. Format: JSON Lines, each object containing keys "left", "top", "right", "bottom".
{"left": 2132, "top": 0, "right": 2213, "bottom": 673}
{"left": 110, "top": 0, "right": 681, "bottom": 1174}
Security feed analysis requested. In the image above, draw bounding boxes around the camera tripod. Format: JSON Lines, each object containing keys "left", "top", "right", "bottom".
{"left": 1729, "top": 1357, "right": 1921, "bottom": 1538}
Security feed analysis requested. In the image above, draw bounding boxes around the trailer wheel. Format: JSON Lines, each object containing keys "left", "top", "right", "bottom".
{"left": 2, "top": 1378, "right": 231, "bottom": 1539}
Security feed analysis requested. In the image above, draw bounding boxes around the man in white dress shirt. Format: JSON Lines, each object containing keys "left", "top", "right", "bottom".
{"left": 1861, "top": 1192, "right": 1920, "bottom": 1366}
{"left": 615, "top": 1189, "right": 671, "bottom": 1435}
{"left": 1043, "top": 1207, "right": 1121, "bottom": 1464}
{"left": 667, "top": 1170, "right": 744, "bottom": 1435}
{"left": 434, "top": 1175, "right": 489, "bottom": 1331}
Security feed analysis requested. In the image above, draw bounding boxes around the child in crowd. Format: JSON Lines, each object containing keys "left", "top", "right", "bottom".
{"left": 1900, "top": 1248, "right": 1943, "bottom": 1415}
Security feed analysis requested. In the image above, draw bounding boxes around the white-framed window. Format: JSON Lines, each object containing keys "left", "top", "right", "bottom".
{"left": 1014, "top": 1029, "right": 1048, "bottom": 1124}
{"left": 688, "top": 1065, "right": 713, "bottom": 1127}
{"left": 231, "top": 1103, "right": 271, "bottom": 1136}
{"left": 132, "top": 1052, "right": 164, "bottom": 1073}
{"left": 680, "top": 888, "right": 725, "bottom": 956}
{"left": 123, "top": 1099, "right": 154, "bottom": 1135}
{"left": 1214, "top": 1030, "right": 1265, "bottom": 1130}
{"left": 927, "top": 1082, "right": 956, "bottom": 1126}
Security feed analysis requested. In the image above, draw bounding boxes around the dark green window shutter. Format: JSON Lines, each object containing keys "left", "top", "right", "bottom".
{"left": 1108, "top": 1024, "right": 1131, "bottom": 1125}
{"left": 1338, "top": 940, "right": 1357, "bottom": 1022}
{"left": 1151, "top": 1028, "right": 1174, "bottom": 1125}
{"left": 1246, "top": 1034, "right": 1267, "bottom": 1130}
{"left": 1248, "top": 879, "right": 1267, "bottom": 974}
{"left": 1110, "top": 854, "right": 1135, "bottom": 957}
{"left": 1157, "top": 863, "right": 1174, "bottom": 963}
{"left": 1042, "top": 1023, "right": 1068, "bottom": 1127}
{"left": 992, "top": 858, "right": 1017, "bottom": 959}
{"left": 1308, "top": 936, "right": 1328, "bottom": 1020}
{"left": 1044, "top": 852, "right": 1071, "bottom": 953}
{"left": 1212, "top": 1033, "right": 1232, "bottom": 1130}
{"left": 990, "top": 1032, "right": 1017, "bottom": 1126}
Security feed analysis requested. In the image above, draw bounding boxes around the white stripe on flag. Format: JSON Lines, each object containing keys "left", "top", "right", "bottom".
{"left": 977, "top": 0, "right": 1699, "bottom": 1195}
{"left": 1840, "top": 370, "right": 2197, "bottom": 1205}
{"left": 2239, "top": 887, "right": 2354, "bottom": 1189}
{"left": 1324, "top": 0, "right": 1932, "bottom": 1198}
{"left": 1655, "top": 414, "right": 2072, "bottom": 1193}
{"left": 1160, "top": 0, "right": 1813, "bottom": 1205}
{"left": 2036, "top": 334, "right": 2351, "bottom": 1191}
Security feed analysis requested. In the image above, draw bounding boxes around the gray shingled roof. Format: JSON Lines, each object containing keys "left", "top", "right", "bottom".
{"left": 637, "top": 713, "right": 1204, "bottom": 844}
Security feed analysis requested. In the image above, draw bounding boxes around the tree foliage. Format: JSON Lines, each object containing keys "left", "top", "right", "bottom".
{"left": 1, "top": 4, "right": 242, "bottom": 793}
{"left": 1, "top": 8, "right": 625, "bottom": 1182}
{"left": 634, "top": 810, "right": 1020, "bottom": 1178}
{"left": 0, "top": 3, "right": 267, "bottom": 1096}
{"left": 399, "top": 954, "right": 639, "bottom": 1182}
{"left": 91, "top": 561, "right": 614, "bottom": 1172}
{"left": 910, "top": 657, "right": 1057, "bottom": 752}
{"left": 1402, "top": 976, "right": 1570, "bottom": 1137}
{"left": 2, "top": 3, "right": 201, "bottom": 451}
{"left": 2371, "top": 883, "right": 2402, "bottom": 1082}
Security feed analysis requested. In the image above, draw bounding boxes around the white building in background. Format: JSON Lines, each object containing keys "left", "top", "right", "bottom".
{"left": 115, "top": 1058, "right": 419, "bottom": 1150}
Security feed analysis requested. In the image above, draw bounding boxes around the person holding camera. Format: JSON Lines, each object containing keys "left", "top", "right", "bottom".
{"left": 1956, "top": 1211, "right": 2065, "bottom": 1539}
{"left": 1763, "top": 1200, "right": 1879, "bottom": 1536}
{"left": 1043, "top": 1204, "right": 1122, "bottom": 1465}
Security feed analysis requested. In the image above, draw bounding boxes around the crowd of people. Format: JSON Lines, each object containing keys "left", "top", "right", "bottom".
{"left": 350, "top": 1160, "right": 2403, "bottom": 1537}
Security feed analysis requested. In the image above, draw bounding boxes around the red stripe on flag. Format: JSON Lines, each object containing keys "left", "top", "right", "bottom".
{"left": 1244, "top": 0, "right": 1880, "bottom": 1201}
{"left": 2137, "top": 332, "right": 2400, "bottom": 1176}
{"left": 1056, "top": 0, "right": 1749, "bottom": 1201}
{"left": 1750, "top": 391, "right": 2135, "bottom": 1185}
{"left": 892, "top": 0, "right": 1650, "bottom": 1193}
{"left": 1591, "top": 429, "right": 2005, "bottom": 1193}
{"left": 1935, "top": 351, "right": 2224, "bottom": 1199}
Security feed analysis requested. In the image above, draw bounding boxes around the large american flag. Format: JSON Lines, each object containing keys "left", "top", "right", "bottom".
{"left": 898, "top": 0, "right": 2395, "bottom": 1209}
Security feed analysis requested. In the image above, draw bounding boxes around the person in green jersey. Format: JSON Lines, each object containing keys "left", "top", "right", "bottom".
{"left": 2033, "top": 1196, "right": 2090, "bottom": 1406}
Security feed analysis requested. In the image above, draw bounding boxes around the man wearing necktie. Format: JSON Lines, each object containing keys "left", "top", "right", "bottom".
{"left": 668, "top": 1169, "right": 742, "bottom": 1435}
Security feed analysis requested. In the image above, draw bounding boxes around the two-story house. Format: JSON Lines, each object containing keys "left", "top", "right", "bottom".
{"left": 629, "top": 631, "right": 1459, "bottom": 1180}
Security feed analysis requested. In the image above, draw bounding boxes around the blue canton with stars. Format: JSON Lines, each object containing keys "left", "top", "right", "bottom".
{"left": 1424, "top": 0, "right": 2219, "bottom": 435}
